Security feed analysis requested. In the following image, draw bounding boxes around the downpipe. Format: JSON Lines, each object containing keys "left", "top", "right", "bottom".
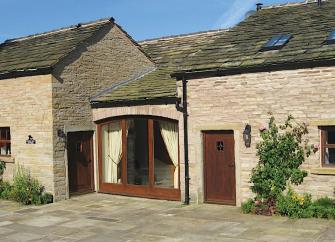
{"left": 176, "top": 76, "right": 190, "bottom": 205}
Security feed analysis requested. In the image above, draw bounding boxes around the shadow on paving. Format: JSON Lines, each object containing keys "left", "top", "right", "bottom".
{"left": 0, "top": 193, "right": 334, "bottom": 241}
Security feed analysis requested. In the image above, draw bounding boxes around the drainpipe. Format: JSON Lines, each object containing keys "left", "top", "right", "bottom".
{"left": 176, "top": 75, "right": 190, "bottom": 205}
{"left": 182, "top": 76, "right": 190, "bottom": 205}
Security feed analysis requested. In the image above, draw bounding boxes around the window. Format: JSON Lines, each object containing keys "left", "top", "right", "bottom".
{"left": 0, "top": 127, "right": 11, "bottom": 156}
{"left": 261, "top": 34, "right": 292, "bottom": 51}
{"left": 326, "top": 30, "right": 335, "bottom": 45}
{"left": 320, "top": 126, "right": 335, "bottom": 166}
{"left": 99, "top": 117, "right": 180, "bottom": 199}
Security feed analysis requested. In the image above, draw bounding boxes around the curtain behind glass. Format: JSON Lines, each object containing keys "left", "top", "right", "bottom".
{"left": 159, "top": 121, "right": 179, "bottom": 188}
{"left": 102, "top": 121, "right": 122, "bottom": 183}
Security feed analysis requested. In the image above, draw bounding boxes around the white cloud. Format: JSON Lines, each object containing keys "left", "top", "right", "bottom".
{"left": 214, "top": 0, "right": 258, "bottom": 29}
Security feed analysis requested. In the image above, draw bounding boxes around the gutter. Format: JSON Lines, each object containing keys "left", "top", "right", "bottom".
{"left": 171, "top": 59, "right": 335, "bottom": 80}
{"left": 175, "top": 76, "right": 190, "bottom": 205}
{"left": 0, "top": 67, "right": 52, "bottom": 80}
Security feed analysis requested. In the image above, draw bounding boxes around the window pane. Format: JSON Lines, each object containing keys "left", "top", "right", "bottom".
{"left": 0, "top": 142, "right": 10, "bottom": 156}
{"left": 127, "top": 119, "right": 149, "bottom": 186}
{"left": 325, "top": 148, "right": 335, "bottom": 165}
{"left": 101, "top": 121, "right": 122, "bottom": 184}
{"left": 0, "top": 127, "right": 9, "bottom": 141}
{"left": 154, "top": 120, "right": 179, "bottom": 189}
{"left": 327, "top": 130, "right": 335, "bottom": 144}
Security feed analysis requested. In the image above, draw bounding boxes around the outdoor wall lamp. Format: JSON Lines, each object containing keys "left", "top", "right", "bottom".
{"left": 243, "top": 124, "right": 252, "bottom": 148}
{"left": 26, "top": 135, "right": 36, "bottom": 144}
{"left": 57, "top": 129, "right": 66, "bottom": 139}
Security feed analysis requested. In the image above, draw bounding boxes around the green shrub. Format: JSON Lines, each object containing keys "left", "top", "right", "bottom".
{"left": 5, "top": 164, "right": 53, "bottom": 205}
{"left": 308, "top": 197, "right": 335, "bottom": 219}
{"left": 251, "top": 114, "right": 311, "bottom": 203}
{"left": 276, "top": 188, "right": 313, "bottom": 218}
{"left": 0, "top": 160, "right": 6, "bottom": 179}
{"left": 0, "top": 181, "right": 13, "bottom": 199}
{"left": 313, "top": 197, "right": 334, "bottom": 208}
{"left": 241, "top": 199, "right": 256, "bottom": 214}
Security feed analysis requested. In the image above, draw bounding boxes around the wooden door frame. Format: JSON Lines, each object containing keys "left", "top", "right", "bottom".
{"left": 67, "top": 131, "right": 95, "bottom": 194}
{"left": 97, "top": 115, "right": 181, "bottom": 201}
{"left": 202, "top": 130, "right": 236, "bottom": 205}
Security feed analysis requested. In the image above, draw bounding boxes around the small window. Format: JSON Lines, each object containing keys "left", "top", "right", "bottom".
{"left": 216, "top": 141, "right": 224, "bottom": 151}
{"left": 0, "top": 127, "right": 11, "bottom": 156}
{"left": 326, "top": 30, "right": 335, "bottom": 44}
{"left": 320, "top": 126, "right": 335, "bottom": 166}
{"left": 261, "top": 34, "right": 292, "bottom": 51}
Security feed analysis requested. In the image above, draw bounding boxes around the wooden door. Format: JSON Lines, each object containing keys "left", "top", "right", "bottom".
{"left": 68, "top": 131, "right": 94, "bottom": 194}
{"left": 203, "top": 131, "right": 236, "bottom": 205}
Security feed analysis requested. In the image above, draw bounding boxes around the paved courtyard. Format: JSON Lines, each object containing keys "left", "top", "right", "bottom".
{"left": 0, "top": 193, "right": 334, "bottom": 241}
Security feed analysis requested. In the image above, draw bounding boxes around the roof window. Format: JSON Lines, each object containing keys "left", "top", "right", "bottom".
{"left": 327, "top": 30, "right": 335, "bottom": 45}
{"left": 261, "top": 34, "right": 292, "bottom": 51}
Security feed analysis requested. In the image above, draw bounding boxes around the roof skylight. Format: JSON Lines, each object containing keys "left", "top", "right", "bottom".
{"left": 327, "top": 30, "right": 335, "bottom": 44}
{"left": 261, "top": 34, "right": 292, "bottom": 51}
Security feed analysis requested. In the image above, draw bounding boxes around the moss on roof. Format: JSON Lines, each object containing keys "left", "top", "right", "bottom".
{"left": 179, "top": 1, "right": 335, "bottom": 73}
{"left": 92, "top": 29, "right": 226, "bottom": 104}
{"left": 0, "top": 18, "right": 112, "bottom": 75}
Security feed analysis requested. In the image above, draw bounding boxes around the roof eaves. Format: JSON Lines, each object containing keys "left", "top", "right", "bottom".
{"left": 0, "top": 66, "right": 52, "bottom": 80}
{"left": 91, "top": 96, "right": 178, "bottom": 108}
{"left": 171, "top": 58, "right": 335, "bottom": 80}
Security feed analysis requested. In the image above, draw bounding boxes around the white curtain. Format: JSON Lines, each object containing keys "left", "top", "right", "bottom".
{"left": 159, "top": 121, "right": 179, "bottom": 188}
{"left": 102, "top": 122, "right": 122, "bottom": 183}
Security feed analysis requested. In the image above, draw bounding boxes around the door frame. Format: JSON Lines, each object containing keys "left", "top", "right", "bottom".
{"left": 202, "top": 129, "right": 240, "bottom": 206}
{"left": 96, "top": 115, "right": 181, "bottom": 201}
{"left": 67, "top": 131, "right": 95, "bottom": 194}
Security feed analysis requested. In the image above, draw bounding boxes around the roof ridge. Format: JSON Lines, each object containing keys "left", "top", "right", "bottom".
{"left": 262, "top": 0, "right": 325, "bottom": 10}
{"left": 5, "top": 17, "right": 114, "bottom": 43}
{"left": 138, "top": 28, "right": 229, "bottom": 43}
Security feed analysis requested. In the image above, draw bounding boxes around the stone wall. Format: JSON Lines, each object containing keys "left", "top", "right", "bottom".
{"left": 183, "top": 66, "right": 335, "bottom": 205}
{"left": 0, "top": 74, "right": 54, "bottom": 193}
{"left": 52, "top": 24, "right": 154, "bottom": 201}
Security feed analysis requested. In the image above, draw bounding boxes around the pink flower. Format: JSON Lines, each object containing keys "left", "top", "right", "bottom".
{"left": 259, "top": 124, "right": 268, "bottom": 132}
{"left": 313, "top": 143, "right": 320, "bottom": 149}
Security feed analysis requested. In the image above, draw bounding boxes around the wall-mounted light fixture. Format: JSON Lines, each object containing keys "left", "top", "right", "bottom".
{"left": 26, "top": 135, "right": 36, "bottom": 144}
{"left": 57, "top": 129, "right": 66, "bottom": 139}
{"left": 243, "top": 124, "right": 252, "bottom": 148}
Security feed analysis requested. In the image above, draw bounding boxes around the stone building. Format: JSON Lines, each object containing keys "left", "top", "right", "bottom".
{"left": 0, "top": 18, "right": 154, "bottom": 201}
{"left": 91, "top": 0, "right": 335, "bottom": 206}
{"left": 2, "top": 0, "right": 335, "bottom": 206}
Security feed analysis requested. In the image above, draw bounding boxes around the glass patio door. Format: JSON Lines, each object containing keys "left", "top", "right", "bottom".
{"left": 98, "top": 117, "right": 180, "bottom": 200}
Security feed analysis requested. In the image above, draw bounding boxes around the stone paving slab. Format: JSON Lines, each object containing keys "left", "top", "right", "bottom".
{"left": 0, "top": 193, "right": 334, "bottom": 241}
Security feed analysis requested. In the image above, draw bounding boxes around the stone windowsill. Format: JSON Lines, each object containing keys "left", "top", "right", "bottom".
{"left": 0, "top": 156, "right": 15, "bottom": 163}
{"left": 310, "top": 168, "right": 335, "bottom": 175}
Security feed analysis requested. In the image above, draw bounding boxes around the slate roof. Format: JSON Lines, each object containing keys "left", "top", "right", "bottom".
{"left": 176, "top": 0, "right": 335, "bottom": 75}
{"left": 0, "top": 18, "right": 114, "bottom": 77}
{"left": 91, "top": 29, "right": 226, "bottom": 105}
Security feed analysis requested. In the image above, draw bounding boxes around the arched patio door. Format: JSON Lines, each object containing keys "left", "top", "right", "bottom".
{"left": 97, "top": 116, "right": 180, "bottom": 200}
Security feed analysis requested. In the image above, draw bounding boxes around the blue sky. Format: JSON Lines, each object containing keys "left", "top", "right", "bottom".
{"left": 0, "top": 0, "right": 303, "bottom": 43}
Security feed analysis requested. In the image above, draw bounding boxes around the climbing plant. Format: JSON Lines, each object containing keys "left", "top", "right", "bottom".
{"left": 250, "top": 114, "right": 311, "bottom": 202}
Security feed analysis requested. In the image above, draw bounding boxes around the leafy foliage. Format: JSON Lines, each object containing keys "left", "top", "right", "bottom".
{"left": 276, "top": 189, "right": 335, "bottom": 219}
{"left": 250, "top": 114, "right": 311, "bottom": 201}
{"left": 0, "top": 160, "right": 6, "bottom": 178}
{"left": 0, "top": 164, "right": 53, "bottom": 205}
{"left": 241, "top": 199, "right": 256, "bottom": 214}
{"left": 276, "top": 188, "right": 313, "bottom": 218}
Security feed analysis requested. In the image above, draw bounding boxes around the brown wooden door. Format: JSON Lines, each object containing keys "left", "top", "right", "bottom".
{"left": 68, "top": 131, "right": 94, "bottom": 194}
{"left": 203, "top": 131, "right": 236, "bottom": 205}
